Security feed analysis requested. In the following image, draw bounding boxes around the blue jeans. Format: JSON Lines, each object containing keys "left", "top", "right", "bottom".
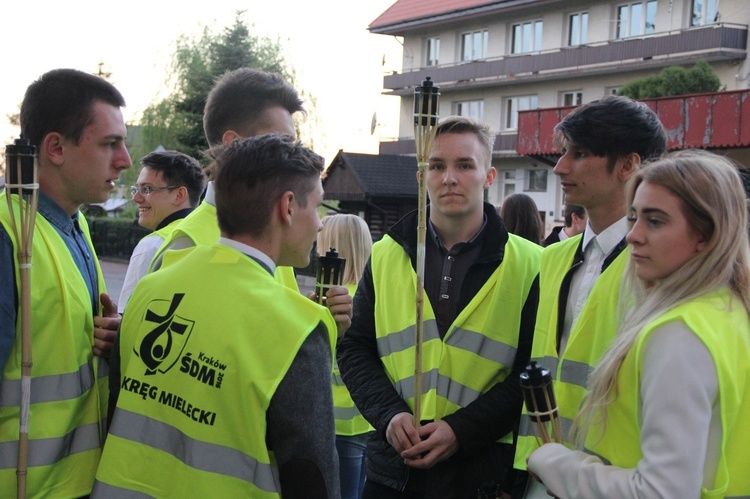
{"left": 336, "top": 433, "right": 370, "bottom": 499}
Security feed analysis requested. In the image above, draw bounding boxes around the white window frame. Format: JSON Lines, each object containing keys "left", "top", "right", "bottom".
{"left": 616, "top": 1, "right": 657, "bottom": 38}
{"left": 691, "top": 0, "right": 718, "bottom": 26}
{"left": 455, "top": 100, "right": 484, "bottom": 121}
{"left": 568, "top": 12, "right": 588, "bottom": 46}
{"left": 512, "top": 20, "right": 543, "bottom": 54}
{"left": 505, "top": 95, "right": 538, "bottom": 130}
{"left": 425, "top": 37, "right": 440, "bottom": 66}
{"left": 461, "top": 30, "right": 488, "bottom": 62}
{"left": 560, "top": 91, "right": 583, "bottom": 107}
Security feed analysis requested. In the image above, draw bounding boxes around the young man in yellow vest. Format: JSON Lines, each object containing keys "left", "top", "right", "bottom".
{"left": 118, "top": 150, "right": 206, "bottom": 312}
{"left": 148, "top": 67, "right": 351, "bottom": 332}
{"left": 0, "top": 68, "right": 132, "bottom": 498}
{"left": 515, "top": 95, "right": 667, "bottom": 497}
{"left": 94, "top": 134, "right": 340, "bottom": 498}
{"left": 338, "top": 116, "right": 541, "bottom": 498}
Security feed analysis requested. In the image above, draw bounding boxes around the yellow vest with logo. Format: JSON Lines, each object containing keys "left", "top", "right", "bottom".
{"left": 0, "top": 191, "right": 108, "bottom": 499}
{"left": 94, "top": 244, "right": 336, "bottom": 498}
{"left": 585, "top": 288, "right": 750, "bottom": 498}
{"left": 515, "top": 235, "right": 628, "bottom": 469}
{"left": 333, "top": 283, "right": 373, "bottom": 436}
{"left": 371, "top": 234, "right": 540, "bottom": 442}
{"left": 150, "top": 200, "right": 299, "bottom": 290}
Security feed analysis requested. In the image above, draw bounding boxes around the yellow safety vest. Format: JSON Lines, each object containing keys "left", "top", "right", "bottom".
{"left": 586, "top": 288, "right": 750, "bottom": 498}
{"left": 371, "top": 234, "right": 540, "bottom": 442}
{"left": 0, "top": 191, "right": 108, "bottom": 499}
{"left": 94, "top": 244, "right": 336, "bottom": 498}
{"left": 150, "top": 200, "right": 299, "bottom": 290}
{"left": 515, "top": 235, "right": 628, "bottom": 469}
{"left": 333, "top": 283, "right": 373, "bottom": 436}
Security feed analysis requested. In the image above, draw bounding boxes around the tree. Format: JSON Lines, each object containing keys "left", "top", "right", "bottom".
{"left": 129, "top": 12, "right": 297, "bottom": 170}
{"left": 617, "top": 61, "right": 722, "bottom": 100}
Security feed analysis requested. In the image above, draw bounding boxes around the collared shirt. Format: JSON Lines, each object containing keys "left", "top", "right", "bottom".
{"left": 0, "top": 192, "right": 99, "bottom": 377}
{"left": 424, "top": 215, "right": 487, "bottom": 338}
{"left": 218, "top": 237, "right": 276, "bottom": 276}
{"left": 560, "top": 217, "right": 628, "bottom": 354}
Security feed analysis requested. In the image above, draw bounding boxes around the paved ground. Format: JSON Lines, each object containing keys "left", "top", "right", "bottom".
{"left": 101, "top": 258, "right": 316, "bottom": 304}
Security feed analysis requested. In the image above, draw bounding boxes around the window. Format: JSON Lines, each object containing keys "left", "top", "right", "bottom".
{"left": 512, "top": 21, "right": 543, "bottom": 54}
{"left": 568, "top": 12, "right": 588, "bottom": 46}
{"left": 461, "top": 30, "right": 488, "bottom": 61}
{"left": 425, "top": 37, "right": 440, "bottom": 66}
{"left": 691, "top": 0, "right": 718, "bottom": 26}
{"left": 606, "top": 86, "right": 622, "bottom": 95}
{"left": 506, "top": 95, "right": 538, "bottom": 130}
{"left": 501, "top": 170, "right": 516, "bottom": 198}
{"left": 561, "top": 91, "right": 583, "bottom": 107}
{"left": 525, "top": 169, "right": 548, "bottom": 192}
{"left": 616, "top": 1, "right": 657, "bottom": 38}
{"left": 456, "top": 100, "right": 484, "bottom": 121}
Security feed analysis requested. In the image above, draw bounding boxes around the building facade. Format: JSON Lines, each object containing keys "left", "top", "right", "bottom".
{"left": 370, "top": 0, "right": 750, "bottom": 231}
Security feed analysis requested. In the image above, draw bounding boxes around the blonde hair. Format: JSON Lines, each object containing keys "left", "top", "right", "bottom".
{"left": 317, "top": 214, "right": 373, "bottom": 286}
{"left": 574, "top": 149, "right": 750, "bottom": 445}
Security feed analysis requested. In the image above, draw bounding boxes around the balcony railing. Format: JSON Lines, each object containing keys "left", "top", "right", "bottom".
{"left": 383, "top": 23, "right": 747, "bottom": 92}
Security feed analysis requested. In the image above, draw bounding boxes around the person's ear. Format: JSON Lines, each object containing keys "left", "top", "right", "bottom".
{"left": 415, "top": 170, "right": 421, "bottom": 182}
{"left": 173, "top": 186, "right": 189, "bottom": 206}
{"left": 278, "top": 191, "right": 295, "bottom": 227}
{"left": 42, "top": 132, "right": 65, "bottom": 166}
{"left": 618, "top": 152, "right": 641, "bottom": 182}
{"left": 221, "top": 130, "right": 242, "bottom": 147}
{"left": 484, "top": 167, "right": 497, "bottom": 189}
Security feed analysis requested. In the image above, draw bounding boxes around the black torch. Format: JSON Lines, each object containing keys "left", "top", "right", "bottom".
{"left": 520, "top": 361, "right": 563, "bottom": 445}
{"left": 315, "top": 248, "right": 346, "bottom": 306}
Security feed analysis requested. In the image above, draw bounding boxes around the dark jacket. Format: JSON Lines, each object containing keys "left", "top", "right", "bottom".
{"left": 337, "top": 203, "right": 538, "bottom": 497}
{"left": 542, "top": 225, "right": 565, "bottom": 247}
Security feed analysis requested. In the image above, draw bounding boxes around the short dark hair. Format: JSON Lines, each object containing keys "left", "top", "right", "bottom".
{"left": 140, "top": 151, "right": 207, "bottom": 207}
{"left": 20, "top": 68, "right": 126, "bottom": 148}
{"left": 554, "top": 95, "right": 666, "bottom": 171}
{"left": 564, "top": 204, "right": 586, "bottom": 227}
{"left": 214, "top": 134, "right": 324, "bottom": 237}
{"left": 203, "top": 68, "right": 304, "bottom": 146}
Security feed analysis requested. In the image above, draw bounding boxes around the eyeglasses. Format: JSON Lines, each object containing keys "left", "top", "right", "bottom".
{"left": 130, "top": 185, "right": 178, "bottom": 197}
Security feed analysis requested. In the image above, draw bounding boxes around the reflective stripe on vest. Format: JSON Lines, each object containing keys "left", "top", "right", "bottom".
{"left": 108, "top": 409, "right": 279, "bottom": 492}
{"left": 586, "top": 288, "right": 750, "bottom": 498}
{"left": 515, "top": 236, "right": 627, "bottom": 470}
{"left": 0, "top": 420, "right": 103, "bottom": 469}
{"left": 371, "top": 233, "right": 540, "bottom": 434}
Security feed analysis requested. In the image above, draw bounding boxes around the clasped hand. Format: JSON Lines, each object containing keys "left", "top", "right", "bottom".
{"left": 386, "top": 412, "right": 459, "bottom": 469}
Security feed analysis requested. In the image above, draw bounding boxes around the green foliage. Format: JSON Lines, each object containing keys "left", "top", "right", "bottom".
{"left": 617, "top": 61, "right": 722, "bottom": 100}
{"left": 131, "top": 12, "right": 294, "bottom": 163}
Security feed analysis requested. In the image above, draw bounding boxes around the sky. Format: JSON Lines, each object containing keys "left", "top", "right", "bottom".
{"left": 0, "top": 0, "right": 402, "bottom": 167}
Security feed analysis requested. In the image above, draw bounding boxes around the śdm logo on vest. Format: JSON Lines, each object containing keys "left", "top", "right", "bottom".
{"left": 136, "top": 293, "right": 195, "bottom": 376}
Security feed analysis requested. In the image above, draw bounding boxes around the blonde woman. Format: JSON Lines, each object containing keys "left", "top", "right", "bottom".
{"left": 528, "top": 150, "right": 750, "bottom": 498}
{"left": 318, "top": 214, "right": 374, "bottom": 499}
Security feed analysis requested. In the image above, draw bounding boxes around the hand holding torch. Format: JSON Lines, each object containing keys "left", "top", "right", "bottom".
{"left": 4, "top": 138, "right": 39, "bottom": 499}
{"left": 412, "top": 77, "right": 440, "bottom": 428}
{"left": 316, "top": 248, "right": 346, "bottom": 307}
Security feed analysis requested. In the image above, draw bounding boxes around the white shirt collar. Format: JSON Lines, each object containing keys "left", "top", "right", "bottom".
{"left": 205, "top": 181, "right": 216, "bottom": 206}
{"left": 581, "top": 216, "right": 628, "bottom": 256}
{"left": 218, "top": 237, "right": 276, "bottom": 275}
